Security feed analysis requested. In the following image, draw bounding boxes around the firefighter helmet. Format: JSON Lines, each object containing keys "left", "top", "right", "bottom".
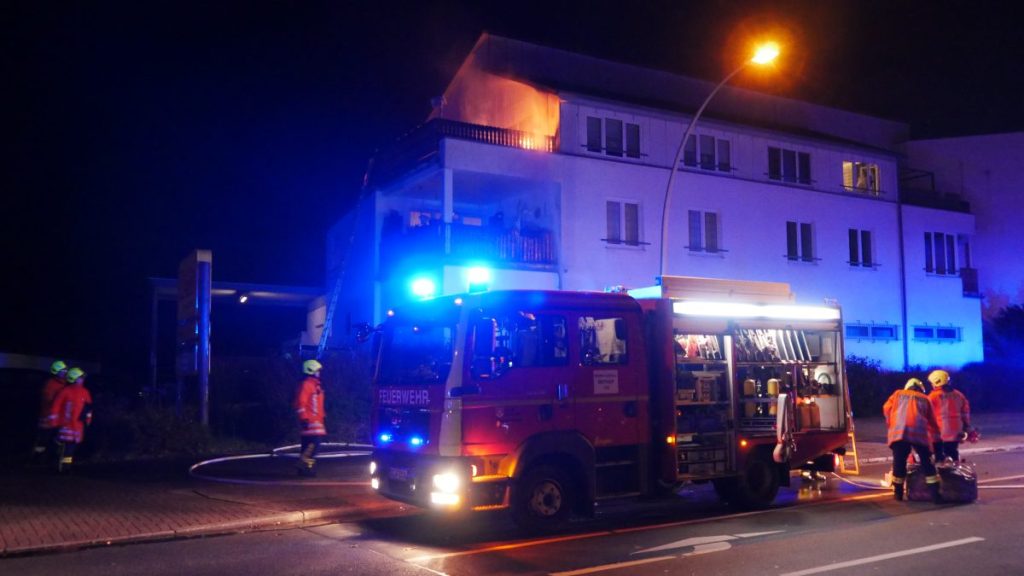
{"left": 928, "top": 369, "right": 950, "bottom": 388}
{"left": 904, "top": 378, "right": 924, "bottom": 392}
{"left": 50, "top": 360, "right": 67, "bottom": 375}
{"left": 66, "top": 367, "right": 86, "bottom": 383}
{"left": 302, "top": 359, "right": 323, "bottom": 376}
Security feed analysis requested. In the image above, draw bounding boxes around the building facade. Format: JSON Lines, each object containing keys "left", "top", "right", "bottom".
{"left": 326, "top": 34, "right": 987, "bottom": 369}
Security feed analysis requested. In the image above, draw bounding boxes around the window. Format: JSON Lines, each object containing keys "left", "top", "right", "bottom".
{"left": 625, "top": 123, "right": 640, "bottom": 158}
{"left": 768, "top": 146, "right": 811, "bottom": 184}
{"left": 924, "top": 232, "right": 958, "bottom": 275}
{"left": 579, "top": 316, "right": 628, "bottom": 365}
{"left": 845, "top": 324, "right": 898, "bottom": 341}
{"left": 848, "top": 229, "right": 874, "bottom": 267}
{"left": 786, "top": 221, "right": 815, "bottom": 261}
{"left": 586, "top": 117, "right": 641, "bottom": 158}
{"left": 605, "top": 200, "right": 641, "bottom": 246}
{"left": 472, "top": 312, "right": 569, "bottom": 378}
{"left": 683, "top": 134, "right": 732, "bottom": 172}
{"left": 586, "top": 117, "right": 602, "bottom": 153}
{"left": 605, "top": 118, "right": 623, "bottom": 157}
{"left": 913, "top": 326, "right": 962, "bottom": 342}
{"left": 687, "top": 210, "right": 720, "bottom": 253}
{"left": 843, "top": 161, "right": 880, "bottom": 194}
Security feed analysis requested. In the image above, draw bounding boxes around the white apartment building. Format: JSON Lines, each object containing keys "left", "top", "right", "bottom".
{"left": 326, "top": 34, "right": 986, "bottom": 369}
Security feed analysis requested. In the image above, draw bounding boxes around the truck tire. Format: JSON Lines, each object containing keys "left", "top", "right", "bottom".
{"left": 731, "top": 454, "right": 780, "bottom": 508}
{"left": 511, "top": 465, "right": 573, "bottom": 531}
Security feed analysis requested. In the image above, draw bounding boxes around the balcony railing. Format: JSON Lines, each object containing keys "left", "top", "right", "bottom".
{"left": 381, "top": 222, "right": 557, "bottom": 275}
{"left": 900, "top": 188, "right": 971, "bottom": 213}
{"left": 367, "top": 119, "right": 555, "bottom": 188}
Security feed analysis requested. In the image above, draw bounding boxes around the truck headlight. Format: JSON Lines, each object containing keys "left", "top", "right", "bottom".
{"left": 432, "top": 471, "right": 461, "bottom": 494}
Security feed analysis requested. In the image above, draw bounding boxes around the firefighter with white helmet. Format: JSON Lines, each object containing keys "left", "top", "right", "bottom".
{"left": 884, "top": 378, "right": 942, "bottom": 502}
{"left": 928, "top": 369, "right": 973, "bottom": 462}
{"left": 294, "top": 359, "right": 326, "bottom": 476}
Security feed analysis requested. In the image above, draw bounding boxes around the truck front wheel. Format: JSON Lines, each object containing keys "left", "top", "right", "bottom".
{"left": 511, "top": 465, "right": 573, "bottom": 531}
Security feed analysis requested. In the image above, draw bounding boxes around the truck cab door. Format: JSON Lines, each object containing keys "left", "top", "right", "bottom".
{"left": 572, "top": 313, "right": 643, "bottom": 449}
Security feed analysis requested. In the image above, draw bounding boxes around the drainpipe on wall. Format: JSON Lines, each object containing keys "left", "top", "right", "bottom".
{"left": 897, "top": 199, "right": 910, "bottom": 370}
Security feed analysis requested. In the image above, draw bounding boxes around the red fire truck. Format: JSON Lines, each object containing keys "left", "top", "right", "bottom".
{"left": 368, "top": 276, "right": 852, "bottom": 529}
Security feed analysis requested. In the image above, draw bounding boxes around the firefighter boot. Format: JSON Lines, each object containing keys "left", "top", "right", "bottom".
{"left": 297, "top": 443, "right": 317, "bottom": 477}
{"left": 58, "top": 456, "right": 73, "bottom": 474}
{"left": 929, "top": 482, "right": 943, "bottom": 504}
{"left": 893, "top": 480, "right": 904, "bottom": 501}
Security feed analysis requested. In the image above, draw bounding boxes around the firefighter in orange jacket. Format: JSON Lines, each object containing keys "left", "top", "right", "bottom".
{"left": 294, "top": 359, "right": 326, "bottom": 477}
{"left": 48, "top": 367, "right": 93, "bottom": 473}
{"left": 883, "top": 378, "right": 942, "bottom": 502}
{"left": 928, "top": 369, "right": 972, "bottom": 462}
{"left": 32, "top": 360, "right": 68, "bottom": 462}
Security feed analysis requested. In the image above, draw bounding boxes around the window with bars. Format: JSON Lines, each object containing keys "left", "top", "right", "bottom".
{"left": 605, "top": 200, "right": 641, "bottom": 246}
{"left": 687, "top": 210, "right": 721, "bottom": 253}
{"left": 683, "top": 134, "right": 732, "bottom": 172}
{"left": 786, "top": 221, "right": 815, "bottom": 262}
{"left": 913, "top": 326, "right": 962, "bottom": 342}
{"left": 769, "top": 147, "right": 811, "bottom": 184}
{"left": 848, "top": 229, "right": 874, "bottom": 267}
{"left": 845, "top": 324, "right": 899, "bottom": 341}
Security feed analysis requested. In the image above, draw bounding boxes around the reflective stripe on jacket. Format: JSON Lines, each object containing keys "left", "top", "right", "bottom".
{"left": 294, "top": 376, "right": 326, "bottom": 436}
{"left": 929, "top": 388, "right": 971, "bottom": 442}
{"left": 883, "top": 389, "right": 940, "bottom": 447}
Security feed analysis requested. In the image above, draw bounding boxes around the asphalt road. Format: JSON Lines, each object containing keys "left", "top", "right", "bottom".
{"left": 5, "top": 450, "right": 1023, "bottom": 576}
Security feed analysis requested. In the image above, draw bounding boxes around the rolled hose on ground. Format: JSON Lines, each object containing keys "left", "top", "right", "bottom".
{"left": 189, "top": 442, "right": 373, "bottom": 486}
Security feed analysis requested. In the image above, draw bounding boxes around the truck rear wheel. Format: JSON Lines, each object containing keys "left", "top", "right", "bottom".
{"left": 511, "top": 465, "right": 572, "bottom": 531}
{"left": 732, "top": 454, "right": 780, "bottom": 508}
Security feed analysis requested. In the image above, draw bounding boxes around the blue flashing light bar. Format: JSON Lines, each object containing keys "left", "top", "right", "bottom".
{"left": 409, "top": 436, "right": 425, "bottom": 447}
{"left": 378, "top": 432, "right": 394, "bottom": 444}
{"left": 466, "top": 266, "right": 491, "bottom": 293}
{"left": 411, "top": 277, "right": 437, "bottom": 299}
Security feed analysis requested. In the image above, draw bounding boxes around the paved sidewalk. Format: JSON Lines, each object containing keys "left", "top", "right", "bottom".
{"left": 2, "top": 413, "right": 1022, "bottom": 557}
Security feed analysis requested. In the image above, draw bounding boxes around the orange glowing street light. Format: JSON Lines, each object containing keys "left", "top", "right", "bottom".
{"left": 659, "top": 41, "right": 781, "bottom": 277}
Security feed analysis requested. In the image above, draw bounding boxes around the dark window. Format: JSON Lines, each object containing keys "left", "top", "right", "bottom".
{"left": 782, "top": 149, "right": 797, "bottom": 182}
{"left": 768, "top": 147, "right": 782, "bottom": 180}
{"left": 935, "top": 232, "right": 947, "bottom": 275}
{"left": 606, "top": 201, "right": 621, "bottom": 243}
{"left": 924, "top": 232, "right": 934, "bottom": 273}
{"left": 848, "top": 229, "right": 859, "bottom": 264}
{"left": 936, "top": 328, "right": 960, "bottom": 340}
{"left": 625, "top": 123, "right": 640, "bottom": 158}
{"left": 946, "top": 234, "right": 956, "bottom": 273}
{"left": 786, "top": 221, "right": 799, "bottom": 260}
{"left": 800, "top": 223, "right": 813, "bottom": 261}
{"left": 688, "top": 210, "right": 702, "bottom": 251}
{"left": 914, "top": 327, "right": 935, "bottom": 339}
{"left": 798, "top": 152, "right": 811, "bottom": 184}
{"left": 683, "top": 135, "right": 697, "bottom": 166}
{"left": 704, "top": 212, "right": 719, "bottom": 252}
{"left": 846, "top": 325, "right": 870, "bottom": 338}
{"left": 861, "top": 231, "right": 873, "bottom": 266}
{"left": 717, "top": 140, "right": 731, "bottom": 171}
{"left": 871, "top": 326, "right": 897, "bottom": 339}
{"left": 586, "top": 117, "right": 602, "bottom": 152}
{"left": 699, "top": 134, "right": 715, "bottom": 169}
{"left": 605, "top": 118, "right": 623, "bottom": 157}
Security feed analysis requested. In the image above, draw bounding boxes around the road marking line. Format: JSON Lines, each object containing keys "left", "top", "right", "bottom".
{"left": 979, "top": 474, "right": 1024, "bottom": 484}
{"left": 979, "top": 485, "right": 1024, "bottom": 489}
{"left": 778, "top": 537, "right": 985, "bottom": 576}
{"left": 405, "top": 532, "right": 609, "bottom": 563}
{"left": 548, "top": 555, "right": 675, "bottom": 576}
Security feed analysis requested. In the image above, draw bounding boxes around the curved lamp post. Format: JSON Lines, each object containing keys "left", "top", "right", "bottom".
{"left": 659, "top": 42, "right": 780, "bottom": 278}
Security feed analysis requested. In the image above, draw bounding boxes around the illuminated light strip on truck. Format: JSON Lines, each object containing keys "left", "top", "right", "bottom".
{"left": 672, "top": 301, "right": 840, "bottom": 321}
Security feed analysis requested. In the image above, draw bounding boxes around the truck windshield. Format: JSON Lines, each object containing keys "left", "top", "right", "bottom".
{"left": 379, "top": 322, "right": 456, "bottom": 386}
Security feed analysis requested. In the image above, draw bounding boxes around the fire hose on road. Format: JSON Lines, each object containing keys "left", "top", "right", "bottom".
{"left": 189, "top": 442, "right": 373, "bottom": 486}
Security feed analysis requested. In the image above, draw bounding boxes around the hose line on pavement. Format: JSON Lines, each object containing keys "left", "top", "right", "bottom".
{"left": 189, "top": 442, "right": 373, "bottom": 486}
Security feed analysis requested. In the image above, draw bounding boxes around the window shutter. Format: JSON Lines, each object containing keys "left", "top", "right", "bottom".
{"left": 800, "top": 222, "right": 813, "bottom": 261}
{"left": 688, "top": 210, "right": 702, "bottom": 251}
{"left": 861, "top": 230, "right": 873, "bottom": 266}
{"left": 704, "top": 212, "right": 719, "bottom": 252}
{"left": 624, "top": 203, "right": 639, "bottom": 245}
{"left": 848, "top": 229, "right": 860, "bottom": 264}
{"left": 786, "top": 221, "right": 798, "bottom": 259}
{"left": 606, "top": 201, "right": 621, "bottom": 243}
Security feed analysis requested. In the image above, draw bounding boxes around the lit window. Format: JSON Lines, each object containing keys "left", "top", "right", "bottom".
{"left": 843, "top": 161, "right": 880, "bottom": 195}
{"left": 579, "top": 316, "right": 628, "bottom": 365}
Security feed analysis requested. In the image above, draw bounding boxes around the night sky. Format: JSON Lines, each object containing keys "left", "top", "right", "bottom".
{"left": 5, "top": 1, "right": 1022, "bottom": 380}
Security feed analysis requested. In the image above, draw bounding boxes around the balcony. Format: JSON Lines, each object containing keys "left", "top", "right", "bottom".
{"left": 367, "top": 119, "right": 556, "bottom": 188}
{"left": 381, "top": 220, "right": 557, "bottom": 277}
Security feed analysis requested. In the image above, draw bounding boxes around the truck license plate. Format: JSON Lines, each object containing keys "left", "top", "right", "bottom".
{"left": 388, "top": 467, "right": 410, "bottom": 481}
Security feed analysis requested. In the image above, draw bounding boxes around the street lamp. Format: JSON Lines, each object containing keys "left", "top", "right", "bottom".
{"left": 659, "top": 42, "right": 780, "bottom": 278}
